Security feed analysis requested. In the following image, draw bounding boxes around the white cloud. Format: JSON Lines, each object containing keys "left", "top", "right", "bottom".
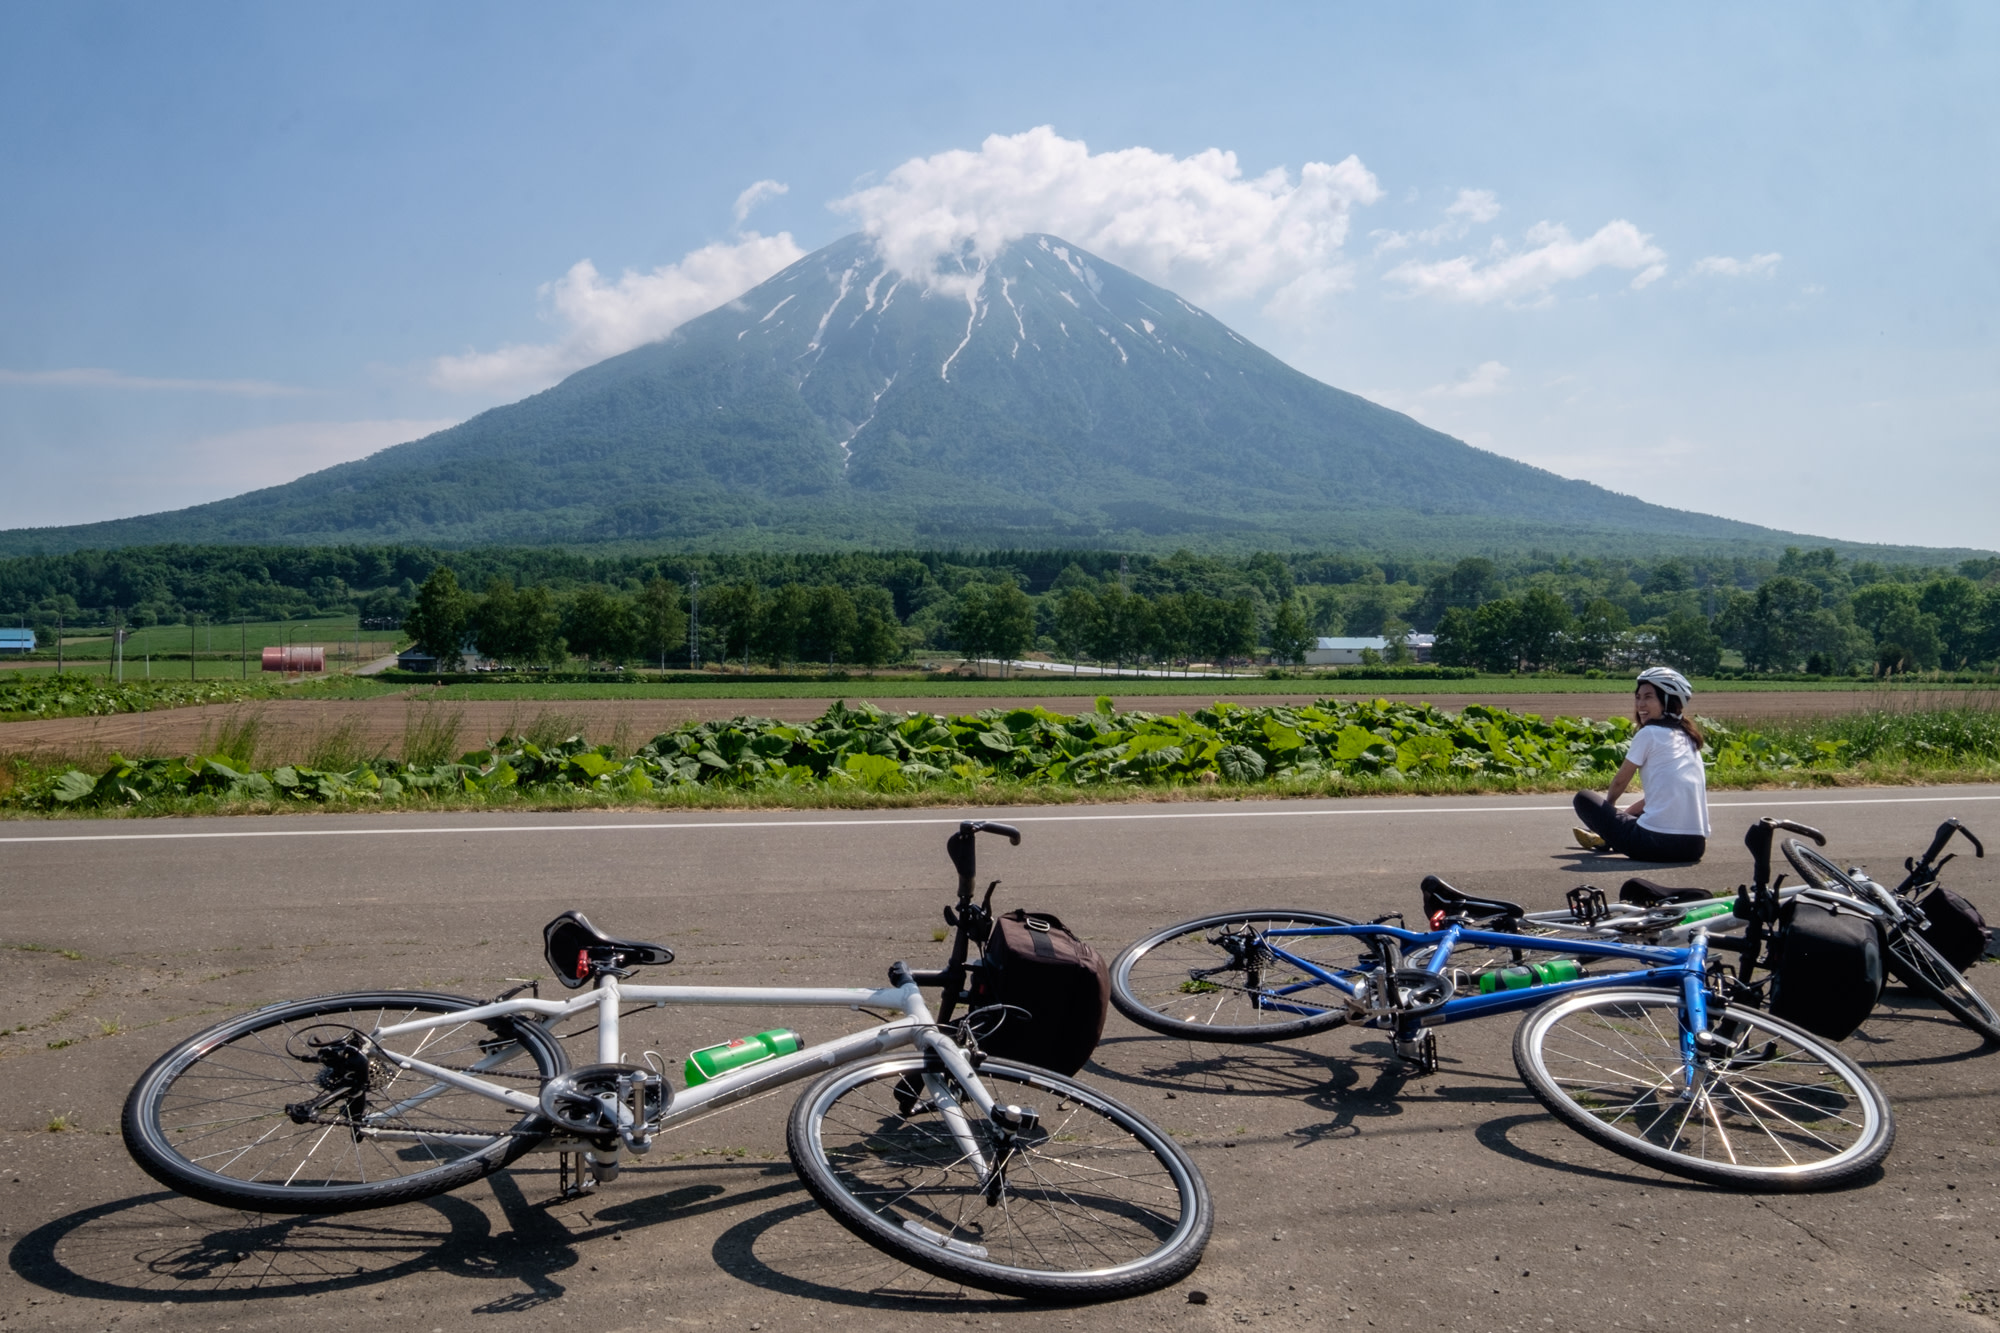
{"left": 831, "top": 126, "right": 1383, "bottom": 306}
{"left": 1691, "top": 252, "right": 1782, "bottom": 278}
{"left": 1386, "top": 219, "right": 1667, "bottom": 304}
{"left": 733, "top": 179, "right": 788, "bottom": 224}
{"left": 0, "top": 367, "right": 304, "bottom": 396}
{"left": 429, "top": 229, "right": 805, "bottom": 393}
{"left": 1445, "top": 188, "right": 1502, "bottom": 226}
{"left": 1428, "top": 360, "right": 1510, "bottom": 398}
{"left": 1371, "top": 188, "right": 1501, "bottom": 254}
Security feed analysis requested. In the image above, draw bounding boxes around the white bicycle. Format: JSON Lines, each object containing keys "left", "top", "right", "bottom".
{"left": 120, "top": 822, "right": 1212, "bottom": 1302}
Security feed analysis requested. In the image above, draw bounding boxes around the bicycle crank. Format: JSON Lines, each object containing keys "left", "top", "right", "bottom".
{"left": 1346, "top": 968, "right": 1456, "bottom": 1020}
{"left": 539, "top": 1062, "right": 671, "bottom": 1154}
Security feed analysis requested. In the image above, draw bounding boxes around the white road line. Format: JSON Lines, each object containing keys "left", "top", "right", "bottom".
{"left": 1, "top": 791, "right": 1996, "bottom": 845}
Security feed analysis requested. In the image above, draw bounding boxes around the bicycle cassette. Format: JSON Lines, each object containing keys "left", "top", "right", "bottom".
{"left": 539, "top": 1063, "right": 671, "bottom": 1148}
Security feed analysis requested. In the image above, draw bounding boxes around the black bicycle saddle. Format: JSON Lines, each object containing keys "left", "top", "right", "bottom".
{"left": 1618, "top": 877, "right": 1713, "bottom": 907}
{"left": 1421, "top": 875, "right": 1526, "bottom": 923}
{"left": 543, "top": 911, "right": 675, "bottom": 989}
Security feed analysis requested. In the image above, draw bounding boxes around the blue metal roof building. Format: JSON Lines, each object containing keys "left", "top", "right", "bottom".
{"left": 0, "top": 628, "right": 35, "bottom": 653}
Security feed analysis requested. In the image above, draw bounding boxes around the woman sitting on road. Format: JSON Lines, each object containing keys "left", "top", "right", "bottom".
{"left": 1571, "top": 666, "right": 1709, "bottom": 864}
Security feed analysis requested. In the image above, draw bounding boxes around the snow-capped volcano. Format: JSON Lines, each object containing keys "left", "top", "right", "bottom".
{"left": 2, "top": 233, "right": 1777, "bottom": 552}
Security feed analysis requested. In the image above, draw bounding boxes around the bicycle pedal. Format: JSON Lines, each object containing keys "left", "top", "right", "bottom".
{"left": 1394, "top": 1029, "right": 1439, "bottom": 1075}
{"left": 555, "top": 1151, "right": 599, "bottom": 1201}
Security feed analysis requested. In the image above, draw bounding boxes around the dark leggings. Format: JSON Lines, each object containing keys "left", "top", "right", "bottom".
{"left": 1573, "top": 792, "right": 1706, "bottom": 864}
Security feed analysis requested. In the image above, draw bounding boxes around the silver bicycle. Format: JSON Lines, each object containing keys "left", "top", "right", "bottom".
{"left": 120, "top": 822, "right": 1211, "bottom": 1302}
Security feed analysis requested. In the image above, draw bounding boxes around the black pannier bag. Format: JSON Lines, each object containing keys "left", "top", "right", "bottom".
{"left": 1768, "top": 898, "right": 1884, "bottom": 1042}
{"left": 970, "top": 909, "right": 1111, "bottom": 1076}
{"left": 1915, "top": 886, "right": 1993, "bottom": 972}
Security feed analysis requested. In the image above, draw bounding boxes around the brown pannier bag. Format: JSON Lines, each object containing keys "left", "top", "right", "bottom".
{"left": 970, "top": 909, "right": 1111, "bottom": 1076}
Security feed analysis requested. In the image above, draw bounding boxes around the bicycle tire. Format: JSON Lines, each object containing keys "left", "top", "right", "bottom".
{"left": 1110, "top": 909, "right": 1362, "bottom": 1043}
{"left": 1783, "top": 840, "right": 2000, "bottom": 1043}
{"left": 1513, "top": 988, "right": 1893, "bottom": 1191}
{"left": 122, "top": 991, "right": 565, "bottom": 1214}
{"left": 786, "top": 1054, "right": 1211, "bottom": 1301}
{"left": 1883, "top": 930, "right": 2000, "bottom": 1044}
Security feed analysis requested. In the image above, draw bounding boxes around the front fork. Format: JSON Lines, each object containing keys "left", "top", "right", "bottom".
{"left": 1679, "top": 934, "right": 1724, "bottom": 1098}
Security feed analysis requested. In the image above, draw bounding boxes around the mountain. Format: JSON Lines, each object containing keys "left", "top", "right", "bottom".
{"left": 0, "top": 233, "right": 1854, "bottom": 556}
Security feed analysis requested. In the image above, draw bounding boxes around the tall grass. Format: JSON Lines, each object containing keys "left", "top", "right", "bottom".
{"left": 303, "top": 716, "right": 384, "bottom": 771}
{"left": 519, "top": 709, "right": 591, "bottom": 751}
{"left": 1792, "top": 704, "right": 2000, "bottom": 756}
{"left": 198, "top": 710, "right": 265, "bottom": 768}
{"left": 401, "top": 705, "right": 464, "bottom": 767}
{"left": 1781, "top": 706, "right": 2000, "bottom": 765}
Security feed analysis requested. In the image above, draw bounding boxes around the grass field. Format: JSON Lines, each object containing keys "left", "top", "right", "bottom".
{"left": 3, "top": 615, "right": 398, "bottom": 677}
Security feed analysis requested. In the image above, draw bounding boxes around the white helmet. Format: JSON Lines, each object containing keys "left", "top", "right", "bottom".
{"left": 1636, "top": 666, "right": 1693, "bottom": 711}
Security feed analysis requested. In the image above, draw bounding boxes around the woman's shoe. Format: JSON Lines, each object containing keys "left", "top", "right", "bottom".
{"left": 1572, "top": 826, "right": 1607, "bottom": 851}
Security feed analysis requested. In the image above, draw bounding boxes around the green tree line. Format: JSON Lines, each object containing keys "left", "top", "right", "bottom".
{"left": 6, "top": 541, "right": 2000, "bottom": 674}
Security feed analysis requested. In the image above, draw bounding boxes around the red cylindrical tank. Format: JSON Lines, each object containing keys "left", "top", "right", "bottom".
{"left": 260, "top": 646, "right": 326, "bottom": 672}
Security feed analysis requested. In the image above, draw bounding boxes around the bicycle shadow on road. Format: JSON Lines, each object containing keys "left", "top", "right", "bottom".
{"left": 1466, "top": 1109, "right": 1888, "bottom": 1195}
{"left": 7, "top": 1189, "right": 501, "bottom": 1306}
{"left": 10, "top": 1161, "right": 1047, "bottom": 1315}
{"left": 708, "top": 1199, "right": 1026, "bottom": 1312}
{"left": 1845, "top": 994, "right": 2000, "bottom": 1068}
{"left": 6, "top": 1161, "right": 820, "bottom": 1312}
{"left": 1090, "top": 1031, "right": 1540, "bottom": 1148}
{"left": 1087, "top": 1031, "right": 1354, "bottom": 1099}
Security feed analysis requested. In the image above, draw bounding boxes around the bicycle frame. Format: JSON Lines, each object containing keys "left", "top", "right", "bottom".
{"left": 1250, "top": 921, "right": 1707, "bottom": 1024}
{"left": 369, "top": 973, "right": 1000, "bottom": 1171}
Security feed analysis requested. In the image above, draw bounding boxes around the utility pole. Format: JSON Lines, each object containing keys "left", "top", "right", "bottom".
{"left": 55, "top": 612, "right": 63, "bottom": 674}
{"left": 686, "top": 576, "right": 700, "bottom": 671}
{"left": 114, "top": 609, "right": 124, "bottom": 683}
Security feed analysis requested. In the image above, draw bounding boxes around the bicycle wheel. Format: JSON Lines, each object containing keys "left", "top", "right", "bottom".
{"left": 1513, "top": 988, "right": 1893, "bottom": 1190}
{"left": 123, "top": 991, "right": 565, "bottom": 1214}
{"left": 786, "top": 1054, "right": 1211, "bottom": 1301}
{"left": 1883, "top": 930, "right": 2000, "bottom": 1043}
{"left": 1783, "top": 840, "right": 2000, "bottom": 1043}
{"left": 1110, "top": 909, "right": 1364, "bottom": 1042}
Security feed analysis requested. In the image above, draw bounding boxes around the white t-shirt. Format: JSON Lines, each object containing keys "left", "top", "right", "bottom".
{"left": 1626, "top": 723, "right": 1710, "bottom": 837}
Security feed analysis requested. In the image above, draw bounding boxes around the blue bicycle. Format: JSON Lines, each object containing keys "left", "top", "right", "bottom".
{"left": 1109, "top": 822, "right": 1894, "bottom": 1190}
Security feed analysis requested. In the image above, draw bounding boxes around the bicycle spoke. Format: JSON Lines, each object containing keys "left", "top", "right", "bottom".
{"left": 1517, "top": 989, "right": 1891, "bottom": 1186}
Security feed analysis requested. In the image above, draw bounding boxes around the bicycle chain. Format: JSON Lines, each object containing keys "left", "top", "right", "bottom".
{"left": 297, "top": 1109, "right": 540, "bottom": 1140}
{"left": 292, "top": 1052, "right": 552, "bottom": 1138}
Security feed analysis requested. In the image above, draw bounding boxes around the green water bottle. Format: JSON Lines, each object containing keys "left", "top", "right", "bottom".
{"left": 683, "top": 1029, "right": 802, "bottom": 1087}
{"left": 1678, "top": 899, "right": 1736, "bottom": 925}
{"left": 1478, "top": 958, "right": 1583, "bottom": 994}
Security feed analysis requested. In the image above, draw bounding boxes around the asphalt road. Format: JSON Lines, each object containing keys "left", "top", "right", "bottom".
{"left": 5, "top": 785, "right": 2000, "bottom": 1330}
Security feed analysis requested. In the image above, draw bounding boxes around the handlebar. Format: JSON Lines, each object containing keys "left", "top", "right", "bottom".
{"left": 1735, "top": 818, "right": 1824, "bottom": 928}
{"left": 1742, "top": 818, "right": 1825, "bottom": 893}
{"left": 1920, "top": 817, "right": 1984, "bottom": 867}
{"left": 946, "top": 820, "right": 1022, "bottom": 901}
{"left": 932, "top": 822, "right": 1023, "bottom": 1027}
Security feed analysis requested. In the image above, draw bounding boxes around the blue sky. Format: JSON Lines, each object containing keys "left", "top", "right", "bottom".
{"left": 2, "top": 2, "right": 1994, "bottom": 549}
